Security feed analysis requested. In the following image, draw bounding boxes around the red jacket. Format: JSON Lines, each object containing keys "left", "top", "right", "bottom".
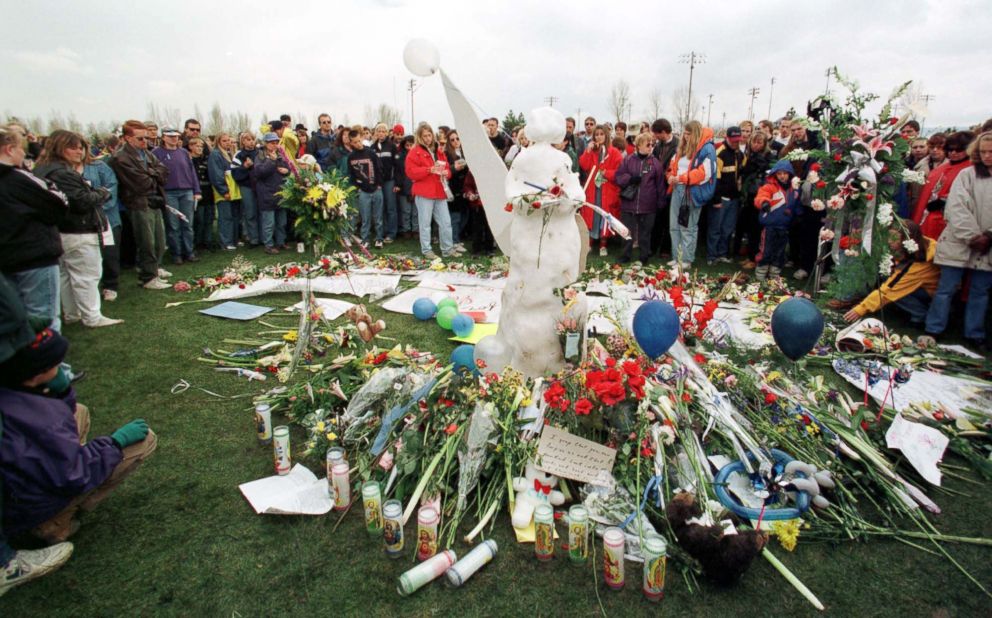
{"left": 405, "top": 144, "right": 451, "bottom": 200}
{"left": 578, "top": 145, "right": 622, "bottom": 233}
{"left": 912, "top": 159, "right": 971, "bottom": 240}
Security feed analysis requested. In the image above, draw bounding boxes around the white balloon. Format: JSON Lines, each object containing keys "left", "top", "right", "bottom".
{"left": 403, "top": 39, "right": 440, "bottom": 77}
{"left": 473, "top": 335, "right": 510, "bottom": 375}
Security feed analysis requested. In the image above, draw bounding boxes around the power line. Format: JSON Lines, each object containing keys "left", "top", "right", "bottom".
{"left": 706, "top": 94, "right": 714, "bottom": 126}
{"left": 747, "top": 87, "right": 760, "bottom": 122}
{"left": 543, "top": 96, "right": 559, "bottom": 108}
{"left": 679, "top": 51, "right": 706, "bottom": 123}
{"left": 920, "top": 94, "right": 936, "bottom": 130}
{"left": 768, "top": 77, "right": 776, "bottom": 120}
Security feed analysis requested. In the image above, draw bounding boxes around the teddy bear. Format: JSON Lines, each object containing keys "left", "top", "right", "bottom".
{"left": 665, "top": 492, "right": 768, "bottom": 586}
{"left": 344, "top": 304, "right": 385, "bottom": 342}
{"left": 511, "top": 461, "right": 565, "bottom": 529}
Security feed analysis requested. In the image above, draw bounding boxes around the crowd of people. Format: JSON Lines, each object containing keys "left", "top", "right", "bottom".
{"left": 1, "top": 104, "right": 991, "bottom": 594}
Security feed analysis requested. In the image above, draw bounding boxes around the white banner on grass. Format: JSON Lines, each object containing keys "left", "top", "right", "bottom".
{"left": 382, "top": 284, "right": 503, "bottom": 323}
{"left": 206, "top": 274, "right": 401, "bottom": 302}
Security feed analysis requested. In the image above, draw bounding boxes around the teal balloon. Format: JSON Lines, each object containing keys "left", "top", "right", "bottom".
{"left": 632, "top": 300, "right": 680, "bottom": 359}
{"left": 436, "top": 306, "right": 458, "bottom": 330}
{"left": 771, "top": 297, "right": 824, "bottom": 361}
{"left": 437, "top": 297, "right": 458, "bottom": 312}
{"left": 451, "top": 344, "right": 478, "bottom": 375}
{"left": 451, "top": 313, "right": 475, "bottom": 338}
{"left": 412, "top": 298, "right": 437, "bottom": 320}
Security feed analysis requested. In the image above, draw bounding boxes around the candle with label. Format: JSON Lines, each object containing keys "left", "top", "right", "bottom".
{"left": 534, "top": 504, "right": 554, "bottom": 561}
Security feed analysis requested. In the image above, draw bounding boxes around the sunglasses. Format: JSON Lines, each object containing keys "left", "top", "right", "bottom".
{"left": 946, "top": 147, "right": 964, "bottom": 153}
{"left": 187, "top": 128, "right": 201, "bottom": 133}
{"left": 132, "top": 136, "right": 147, "bottom": 141}
{"left": 320, "top": 120, "right": 332, "bottom": 124}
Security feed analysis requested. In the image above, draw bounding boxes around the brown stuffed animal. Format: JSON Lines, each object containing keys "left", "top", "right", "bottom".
{"left": 345, "top": 304, "right": 385, "bottom": 342}
{"left": 665, "top": 492, "right": 767, "bottom": 586}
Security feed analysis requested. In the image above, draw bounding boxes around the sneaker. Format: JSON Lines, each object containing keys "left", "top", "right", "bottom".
{"left": 717, "top": 257, "right": 733, "bottom": 264}
{"left": 755, "top": 265, "right": 769, "bottom": 281}
{"left": 143, "top": 278, "right": 171, "bottom": 290}
{"left": 224, "top": 245, "right": 237, "bottom": 251}
{"left": 63, "top": 316, "right": 81, "bottom": 325}
{"left": 455, "top": 243, "right": 467, "bottom": 252}
{"left": 237, "top": 241, "right": 245, "bottom": 247}
{"left": 793, "top": 269, "right": 809, "bottom": 280}
{"left": 85, "top": 317, "right": 124, "bottom": 328}
{"left": 158, "top": 268, "right": 173, "bottom": 279}
{"left": 599, "top": 246, "right": 608, "bottom": 257}
{"left": 383, "top": 237, "right": 395, "bottom": 244}
{"left": 0, "top": 543, "right": 74, "bottom": 597}
{"left": 443, "top": 249, "right": 464, "bottom": 258}
{"left": 186, "top": 254, "right": 200, "bottom": 263}
{"left": 264, "top": 247, "right": 280, "bottom": 255}
{"left": 770, "top": 266, "right": 782, "bottom": 278}
{"left": 784, "top": 260, "right": 795, "bottom": 268}
{"left": 374, "top": 240, "right": 383, "bottom": 249}
{"left": 102, "top": 289, "right": 118, "bottom": 302}
{"left": 423, "top": 251, "right": 439, "bottom": 260}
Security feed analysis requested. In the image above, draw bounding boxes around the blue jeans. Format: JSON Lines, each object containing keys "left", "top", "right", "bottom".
{"left": 240, "top": 186, "right": 260, "bottom": 245}
{"left": 216, "top": 200, "right": 236, "bottom": 247}
{"left": 357, "top": 189, "right": 384, "bottom": 244}
{"left": 5, "top": 265, "right": 61, "bottom": 332}
{"left": 925, "top": 266, "right": 992, "bottom": 340}
{"left": 706, "top": 198, "right": 739, "bottom": 260}
{"left": 399, "top": 195, "right": 418, "bottom": 233}
{"left": 164, "top": 189, "right": 195, "bottom": 259}
{"left": 382, "top": 180, "right": 398, "bottom": 240}
{"left": 194, "top": 199, "right": 215, "bottom": 248}
{"left": 415, "top": 196, "right": 453, "bottom": 255}
{"left": 759, "top": 227, "right": 789, "bottom": 268}
{"left": 261, "top": 209, "right": 287, "bottom": 248}
{"left": 669, "top": 187, "right": 701, "bottom": 264}
{"left": 893, "top": 287, "right": 932, "bottom": 323}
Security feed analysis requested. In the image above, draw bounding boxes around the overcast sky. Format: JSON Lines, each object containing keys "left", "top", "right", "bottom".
{"left": 3, "top": 0, "right": 988, "bottom": 133}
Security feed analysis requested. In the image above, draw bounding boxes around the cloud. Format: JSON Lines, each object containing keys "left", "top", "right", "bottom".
{"left": 13, "top": 46, "right": 89, "bottom": 73}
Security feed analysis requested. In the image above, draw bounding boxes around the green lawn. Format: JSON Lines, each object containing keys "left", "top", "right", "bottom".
{"left": 3, "top": 240, "right": 990, "bottom": 617}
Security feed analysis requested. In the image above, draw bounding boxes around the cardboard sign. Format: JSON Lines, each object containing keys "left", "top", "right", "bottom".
{"left": 536, "top": 425, "right": 616, "bottom": 484}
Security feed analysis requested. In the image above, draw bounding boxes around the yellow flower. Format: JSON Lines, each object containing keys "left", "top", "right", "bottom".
{"left": 521, "top": 398, "right": 532, "bottom": 407}
{"left": 772, "top": 519, "right": 801, "bottom": 552}
{"left": 283, "top": 330, "right": 298, "bottom": 342}
{"left": 304, "top": 186, "right": 323, "bottom": 203}
{"left": 325, "top": 187, "right": 347, "bottom": 208}
{"left": 326, "top": 431, "right": 337, "bottom": 441}
{"left": 316, "top": 421, "right": 326, "bottom": 432}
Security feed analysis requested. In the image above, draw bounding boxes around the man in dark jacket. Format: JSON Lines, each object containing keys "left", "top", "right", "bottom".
{"left": 371, "top": 124, "right": 399, "bottom": 243}
{"left": 348, "top": 133, "right": 385, "bottom": 248}
{"left": 708, "top": 126, "right": 747, "bottom": 264}
{"left": 254, "top": 133, "right": 291, "bottom": 254}
{"left": 651, "top": 118, "right": 678, "bottom": 257}
{"left": 108, "top": 120, "right": 170, "bottom": 290}
{"left": 308, "top": 113, "right": 336, "bottom": 171}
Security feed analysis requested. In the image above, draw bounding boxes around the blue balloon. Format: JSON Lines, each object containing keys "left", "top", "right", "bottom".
{"left": 451, "top": 344, "right": 478, "bottom": 375}
{"left": 412, "top": 297, "right": 437, "bottom": 321}
{"left": 771, "top": 297, "right": 825, "bottom": 361}
{"left": 632, "top": 301, "right": 680, "bottom": 359}
{"left": 451, "top": 313, "right": 475, "bottom": 338}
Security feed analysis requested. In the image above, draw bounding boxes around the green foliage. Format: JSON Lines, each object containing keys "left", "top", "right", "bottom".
{"left": 501, "top": 109, "right": 525, "bottom": 134}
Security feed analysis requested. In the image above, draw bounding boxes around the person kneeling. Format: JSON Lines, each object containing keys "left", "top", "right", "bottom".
{"left": 0, "top": 328, "right": 157, "bottom": 546}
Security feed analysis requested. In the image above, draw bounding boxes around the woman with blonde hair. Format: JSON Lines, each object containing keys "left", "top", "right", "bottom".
{"left": 34, "top": 130, "right": 122, "bottom": 327}
{"left": 579, "top": 124, "right": 622, "bottom": 256}
{"left": 208, "top": 132, "right": 242, "bottom": 250}
{"left": 404, "top": 123, "right": 457, "bottom": 259}
{"left": 666, "top": 120, "right": 717, "bottom": 266}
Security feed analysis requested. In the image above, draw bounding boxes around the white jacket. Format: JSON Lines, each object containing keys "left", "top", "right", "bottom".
{"left": 934, "top": 167, "right": 992, "bottom": 271}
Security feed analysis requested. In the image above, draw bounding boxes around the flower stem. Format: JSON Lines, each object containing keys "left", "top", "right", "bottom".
{"left": 762, "top": 548, "right": 825, "bottom": 611}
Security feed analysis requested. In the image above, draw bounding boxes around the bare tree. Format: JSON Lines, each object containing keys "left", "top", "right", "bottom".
{"left": 671, "top": 87, "right": 701, "bottom": 131}
{"left": 364, "top": 103, "right": 403, "bottom": 127}
{"left": 47, "top": 110, "right": 67, "bottom": 134}
{"left": 206, "top": 102, "right": 225, "bottom": 136}
{"left": 225, "top": 111, "right": 253, "bottom": 134}
{"left": 645, "top": 88, "right": 664, "bottom": 121}
{"left": 160, "top": 106, "right": 182, "bottom": 130}
{"left": 608, "top": 80, "right": 632, "bottom": 123}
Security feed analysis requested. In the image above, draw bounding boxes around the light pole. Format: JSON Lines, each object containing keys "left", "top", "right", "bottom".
{"left": 920, "top": 94, "right": 936, "bottom": 130}
{"left": 768, "top": 77, "right": 776, "bottom": 119}
{"left": 679, "top": 51, "right": 706, "bottom": 122}
{"left": 408, "top": 78, "right": 422, "bottom": 130}
{"left": 543, "top": 96, "right": 559, "bottom": 108}
{"left": 707, "top": 94, "right": 714, "bottom": 126}
{"left": 747, "top": 87, "right": 760, "bottom": 122}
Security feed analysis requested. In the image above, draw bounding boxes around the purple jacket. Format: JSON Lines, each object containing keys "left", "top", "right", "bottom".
{"left": 0, "top": 387, "right": 121, "bottom": 535}
{"left": 152, "top": 146, "right": 199, "bottom": 192}
{"left": 615, "top": 153, "right": 666, "bottom": 214}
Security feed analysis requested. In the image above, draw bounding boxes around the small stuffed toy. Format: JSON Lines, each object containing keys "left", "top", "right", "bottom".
{"left": 666, "top": 492, "right": 767, "bottom": 586}
{"left": 511, "top": 461, "right": 565, "bottom": 529}
{"left": 345, "top": 304, "right": 385, "bottom": 342}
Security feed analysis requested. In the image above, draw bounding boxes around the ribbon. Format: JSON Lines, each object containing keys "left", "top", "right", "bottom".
{"left": 370, "top": 376, "right": 439, "bottom": 456}
{"left": 620, "top": 474, "right": 663, "bottom": 530}
{"left": 533, "top": 479, "right": 552, "bottom": 495}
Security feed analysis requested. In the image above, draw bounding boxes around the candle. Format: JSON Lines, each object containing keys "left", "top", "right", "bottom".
{"left": 383, "top": 499, "right": 404, "bottom": 558}
{"left": 397, "top": 550, "right": 457, "bottom": 596}
{"left": 642, "top": 535, "right": 667, "bottom": 602}
{"left": 325, "top": 446, "right": 345, "bottom": 484}
{"left": 362, "top": 482, "right": 384, "bottom": 536}
{"left": 272, "top": 425, "right": 291, "bottom": 475}
{"left": 534, "top": 504, "right": 554, "bottom": 562}
{"left": 255, "top": 403, "right": 272, "bottom": 444}
{"left": 416, "top": 506, "right": 440, "bottom": 561}
{"left": 567, "top": 505, "right": 589, "bottom": 564}
{"left": 331, "top": 462, "right": 350, "bottom": 511}
{"left": 445, "top": 540, "right": 497, "bottom": 587}
{"left": 603, "top": 527, "right": 625, "bottom": 590}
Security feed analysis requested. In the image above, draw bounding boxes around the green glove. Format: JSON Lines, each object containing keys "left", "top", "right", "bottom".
{"left": 111, "top": 419, "right": 150, "bottom": 449}
{"left": 45, "top": 367, "right": 71, "bottom": 395}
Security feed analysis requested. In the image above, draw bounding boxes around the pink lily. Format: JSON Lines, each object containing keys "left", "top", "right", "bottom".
{"left": 849, "top": 123, "right": 879, "bottom": 141}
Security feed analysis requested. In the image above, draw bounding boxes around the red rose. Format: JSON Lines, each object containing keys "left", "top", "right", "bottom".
{"left": 621, "top": 360, "right": 642, "bottom": 377}
{"left": 549, "top": 185, "right": 562, "bottom": 196}
{"left": 604, "top": 368, "right": 622, "bottom": 382}
{"left": 810, "top": 163, "right": 822, "bottom": 172}
{"left": 764, "top": 392, "right": 777, "bottom": 405}
{"left": 585, "top": 370, "right": 604, "bottom": 388}
{"left": 238, "top": 283, "right": 246, "bottom": 289}
{"left": 681, "top": 392, "right": 692, "bottom": 403}
{"left": 889, "top": 117, "right": 899, "bottom": 125}
{"left": 627, "top": 374, "right": 646, "bottom": 399}
{"left": 801, "top": 414, "right": 812, "bottom": 425}
{"left": 693, "top": 353, "right": 706, "bottom": 364}
{"left": 865, "top": 193, "right": 874, "bottom": 201}
{"left": 830, "top": 136, "right": 840, "bottom": 143}
{"left": 532, "top": 201, "right": 542, "bottom": 209}
{"left": 839, "top": 236, "right": 852, "bottom": 250}
{"left": 504, "top": 203, "right": 513, "bottom": 212}
{"left": 592, "top": 381, "right": 626, "bottom": 406}
{"left": 575, "top": 398, "right": 593, "bottom": 415}
{"left": 605, "top": 357, "right": 617, "bottom": 368}
{"left": 286, "top": 266, "right": 301, "bottom": 278}
{"left": 833, "top": 153, "right": 842, "bottom": 162}
{"left": 815, "top": 180, "right": 826, "bottom": 189}
{"left": 445, "top": 423, "right": 458, "bottom": 435}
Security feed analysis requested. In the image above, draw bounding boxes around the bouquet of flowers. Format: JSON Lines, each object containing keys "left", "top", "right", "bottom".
{"left": 278, "top": 168, "right": 356, "bottom": 253}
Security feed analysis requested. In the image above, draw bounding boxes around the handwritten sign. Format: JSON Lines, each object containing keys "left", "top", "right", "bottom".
{"left": 536, "top": 425, "right": 616, "bottom": 484}
{"left": 885, "top": 413, "right": 949, "bottom": 486}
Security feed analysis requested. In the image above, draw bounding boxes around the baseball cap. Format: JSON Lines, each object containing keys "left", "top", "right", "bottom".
{"left": 726, "top": 126, "right": 742, "bottom": 138}
{"left": 392, "top": 124, "right": 405, "bottom": 135}
{"left": 263, "top": 132, "right": 280, "bottom": 142}
{"left": 161, "top": 127, "right": 180, "bottom": 136}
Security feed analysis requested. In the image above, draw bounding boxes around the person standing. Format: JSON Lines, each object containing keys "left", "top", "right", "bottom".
{"left": 615, "top": 133, "right": 666, "bottom": 263}
{"left": 708, "top": 126, "right": 747, "bottom": 264}
{"left": 33, "top": 131, "right": 122, "bottom": 327}
{"left": 254, "top": 133, "right": 291, "bottom": 254}
{"left": 347, "top": 132, "right": 385, "bottom": 248}
{"left": 188, "top": 137, "right": 216, "bottom": 251}
{"left": 81, "top": 153, "right": 121, "bottom": 301}
{"left": 651, "top": 118, "right": 678, "bottom": 258}
{"left": 579, "top": 125, "right": 622, "bottom": 257}
{"left": 925, "top": 131, "right": 992, "bottom": 350}
{"left": 406, "top": 123, "right": 457, "bottom": 259}
{"left": 754, "top": 160, "right": 799, "bottom": 281}
{"left": 233, "top": 132, "right": 260, "bottom": 247}
{"left": 445, "top": 130, "right": 470, "bottom": 250}
{"left": 394, "top": 135, "right": 417, "bottom": 239}
{"left": 208, "top": 133, "right": 241, "bottom": 250}
{"left": 308, "top": 113, "right": 336, "bottom": 171}
{"left": 152, "top": 128, "right": 200, "bottom": 264}
{"left": 737, "top": 131, "right": 774, "bottom": 268}
{"left": 109, "top": 120, "right": 170, "bottom": 290}
{"left": 666, "top": 121, "right": 717, "bottom": 267}
{"left": 913, "top": 131, "right": 974, "bottom": 241}
{"left": 371, "top": 123, "right": 399, "bottom": 244}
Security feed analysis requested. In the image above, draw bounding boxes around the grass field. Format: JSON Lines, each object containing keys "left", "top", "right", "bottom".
{"left": 2, "top": 240, "right": 990, "bottom": 617}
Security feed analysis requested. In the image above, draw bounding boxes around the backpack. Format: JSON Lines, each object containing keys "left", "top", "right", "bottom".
{"left": 688, "top": 140, "right": 717, "bottom": 207}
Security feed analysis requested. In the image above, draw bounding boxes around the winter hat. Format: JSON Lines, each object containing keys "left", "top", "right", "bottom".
{"left": 769, "top": 159, "right": 794, "bottom": 176}
{"left": 0, "top": 327, "right": 69, "bottom": 385}
{"left": 392, "top": 124, "right": 405, "bottom": 135}
{"left": 263, "top": 132, "right": 280, "bottom": 142}
{"left": 268, "top": 120, "right": 284, "bottom": 131}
